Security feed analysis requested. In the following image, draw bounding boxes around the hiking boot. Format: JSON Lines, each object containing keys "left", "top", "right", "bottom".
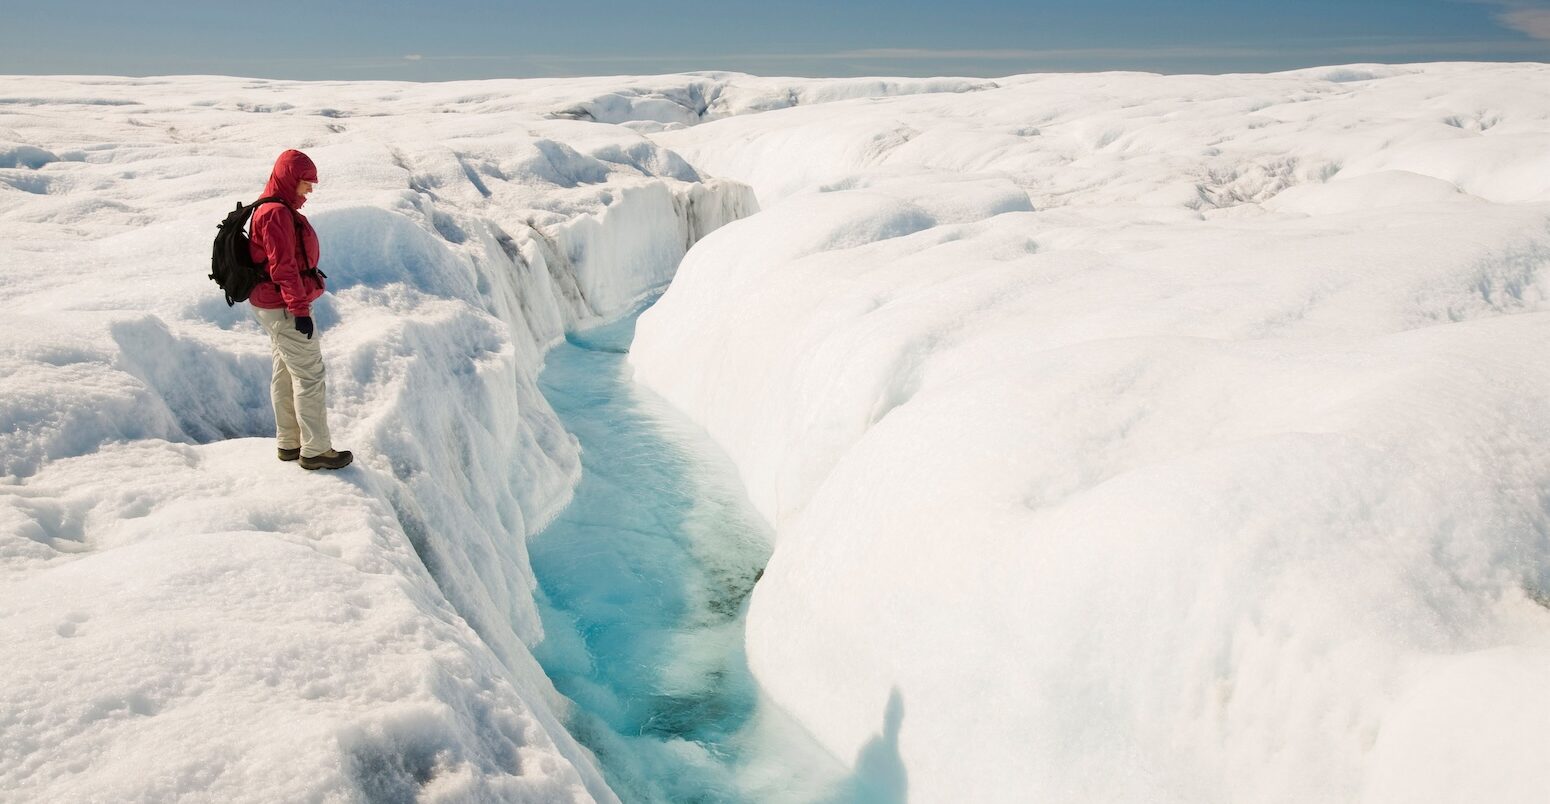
{"left": 299, "top": 449, "right": 353, "bottom": 471}
{"left": 278, "top": 447, "right": 301, "bottom": 462}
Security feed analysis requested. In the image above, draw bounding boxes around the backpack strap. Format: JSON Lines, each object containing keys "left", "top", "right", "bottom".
{"left": 250, "top": 196, "right": 314, "bottom": 272}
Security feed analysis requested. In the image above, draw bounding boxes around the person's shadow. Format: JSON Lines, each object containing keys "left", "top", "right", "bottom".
{"left": 827, "top": 688, "right": 908, "bottom": 803}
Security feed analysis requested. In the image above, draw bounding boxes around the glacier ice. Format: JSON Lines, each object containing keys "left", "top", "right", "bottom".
{"left": 4, "top": 64, "right": 1550, "bottom": 803}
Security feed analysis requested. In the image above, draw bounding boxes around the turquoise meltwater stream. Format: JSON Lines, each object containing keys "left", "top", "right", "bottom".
{"left": 529, "top": 294, "right": 857, "bottom": 803}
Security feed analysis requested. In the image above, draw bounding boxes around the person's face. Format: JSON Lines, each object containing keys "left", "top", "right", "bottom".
{"left": 297, "top": 178, "right": 315, "bottom": 198}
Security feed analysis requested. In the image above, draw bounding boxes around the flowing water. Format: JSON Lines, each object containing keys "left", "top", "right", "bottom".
{"left": 529, "top": 294, "right": 854, "bottom": 803}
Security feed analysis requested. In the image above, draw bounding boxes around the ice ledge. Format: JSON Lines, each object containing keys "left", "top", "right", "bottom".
{"left": 0, "top": 74, "right": 756, "bottom": 803}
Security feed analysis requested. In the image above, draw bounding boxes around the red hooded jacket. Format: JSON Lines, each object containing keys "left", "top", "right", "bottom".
{"left": 248, "top": 150, "right": 324, "bottom": 317}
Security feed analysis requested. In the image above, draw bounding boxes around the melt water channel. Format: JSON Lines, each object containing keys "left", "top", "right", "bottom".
{"left": 529, "top": 294, "right": 864, "bottom": 803}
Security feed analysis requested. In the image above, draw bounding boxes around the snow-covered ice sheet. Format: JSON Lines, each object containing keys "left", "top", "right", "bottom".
{"left": 631, "top": 63, "right": 1550, "bottom": 803}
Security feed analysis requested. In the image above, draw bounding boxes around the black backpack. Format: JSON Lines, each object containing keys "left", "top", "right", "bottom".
{"left": 208, "top": 196, "right": 300, "bottom": 306}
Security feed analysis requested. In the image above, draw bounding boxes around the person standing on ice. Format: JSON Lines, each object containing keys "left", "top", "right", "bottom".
{"left": 248, "top": 149, "right": 352, "bottom": 470}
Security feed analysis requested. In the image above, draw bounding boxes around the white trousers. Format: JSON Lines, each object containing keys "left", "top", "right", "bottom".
{"left": 254, "top": 306, "right": 333, "bottom": 457}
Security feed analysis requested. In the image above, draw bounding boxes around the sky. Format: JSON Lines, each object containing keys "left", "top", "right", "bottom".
{"left": 2, "top": 0, "right": 1550, "bottom": 80}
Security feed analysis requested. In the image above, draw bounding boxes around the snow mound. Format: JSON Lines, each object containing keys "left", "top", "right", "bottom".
{"left": 1262, "top": 169, "right": 1469, "bottom": 215}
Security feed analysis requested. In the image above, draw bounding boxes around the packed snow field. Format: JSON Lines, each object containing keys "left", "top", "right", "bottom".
{"left": 635, "top": 64, "right": 1550, "bottom": 803}
{"left": 2, "top": 63, "right": 1548, "bottom": 802}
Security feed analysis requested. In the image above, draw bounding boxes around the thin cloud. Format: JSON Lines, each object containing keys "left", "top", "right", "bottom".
{"left": 148, "top": 35, "right": 1548, "bottom": 81}
{"left": 522, "top": 46, "right": 1275, "bottom": 63}
{"left": 1500, "top": 7, "right": 1550, "bottom": 38}
{"left": 1469, "top": 0, "right": 1550, "bottom": 40}
{"left": 400, "top": 54, "right": 513, "bottom": 62}
{"left": 517, "top": 39, "right": 1549, "bottom": 65}
{"left": 827, "top": 47, "right": 1276, "bottom": 60}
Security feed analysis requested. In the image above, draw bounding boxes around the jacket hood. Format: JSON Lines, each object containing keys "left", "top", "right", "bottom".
{"left": 261, "top": 149, "right": 318, "bottom": 209}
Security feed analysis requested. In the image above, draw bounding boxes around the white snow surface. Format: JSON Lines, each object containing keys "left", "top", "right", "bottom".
{"left": 630, "top": 63, "right": 1550, "bottom": 803}
{"left": 0, "top": 73, "right": 769, "bottom": 802}
{"left": 5, "top": 64, "right": 1550, "bottom": 804}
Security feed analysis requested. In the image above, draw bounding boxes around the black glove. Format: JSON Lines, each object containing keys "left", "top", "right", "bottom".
{"left": 295, "top": 315, "right": 314, "bottom": 339}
